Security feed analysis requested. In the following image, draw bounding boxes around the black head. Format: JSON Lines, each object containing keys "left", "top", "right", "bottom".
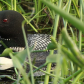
{"left": 0, "top": 10, "right": 27, "bottom": 47}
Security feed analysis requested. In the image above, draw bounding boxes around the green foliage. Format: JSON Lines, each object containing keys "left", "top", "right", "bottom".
{"left": 1, "top": 0, "right": 84, "bottom": 84}
{"left": 46, "top": 54, "right": 57, "bottom": 63}
{"left": 0, "top": 48, "right": 13, "bottom": 57}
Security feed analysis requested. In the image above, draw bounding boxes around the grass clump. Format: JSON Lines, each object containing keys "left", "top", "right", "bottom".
{"left": 1, "top": 0, "right": 84, "bottom": 84}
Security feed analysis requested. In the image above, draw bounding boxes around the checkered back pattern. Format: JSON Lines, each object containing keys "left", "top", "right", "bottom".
{"left": 27, "top": 34, "right": 51, "bottom": 66}
{"left": 28, "top": 34, "right": 51, "bottom": 50}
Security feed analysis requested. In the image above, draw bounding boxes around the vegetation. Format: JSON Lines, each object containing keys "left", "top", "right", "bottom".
{"left": 0, "top": 0, "right": 84, "bottom": 84}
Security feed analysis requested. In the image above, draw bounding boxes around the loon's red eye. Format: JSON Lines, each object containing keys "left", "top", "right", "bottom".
{"left": 3, "top": 19, "right": 8, "bottom": 22}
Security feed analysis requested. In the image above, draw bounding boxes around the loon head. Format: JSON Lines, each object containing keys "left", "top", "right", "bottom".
{"left": 0, "top": 10, "right": 27, "bottom": 48}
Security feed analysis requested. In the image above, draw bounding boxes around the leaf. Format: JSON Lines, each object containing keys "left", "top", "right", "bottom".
{"left": 46, "top": 54, "right": 58, "bottom": 63}
{"left": 47, "top": 36, "right": 57, "bottom": 50}
{"left": 47, "top": 42, "right": 57, "bottom": 50}
{"left": 13, "top": 49, "right": 27, "bottom": 64}
{"left": 0, "top": 48, "right": 13, "bottom": 57}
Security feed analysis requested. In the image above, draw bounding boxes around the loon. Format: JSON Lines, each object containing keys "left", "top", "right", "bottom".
{"left": 0, "top": 10, "right": 51, "bottom": 70}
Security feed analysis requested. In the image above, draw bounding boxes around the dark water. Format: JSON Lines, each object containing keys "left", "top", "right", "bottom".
{"left": 0, "top": 70, "right": 16, "bottom": 84}
{"left": 0, "top": 80, "right": 13, "bottom": 84}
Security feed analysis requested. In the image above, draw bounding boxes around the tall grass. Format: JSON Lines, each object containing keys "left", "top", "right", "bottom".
{"left": 0, "top": 0, "right": 84, "bottom": 84}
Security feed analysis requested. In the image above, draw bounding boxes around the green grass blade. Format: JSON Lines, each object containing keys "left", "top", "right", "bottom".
{"left": 41, "top": 0, "right": 84, "bottom": 32}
